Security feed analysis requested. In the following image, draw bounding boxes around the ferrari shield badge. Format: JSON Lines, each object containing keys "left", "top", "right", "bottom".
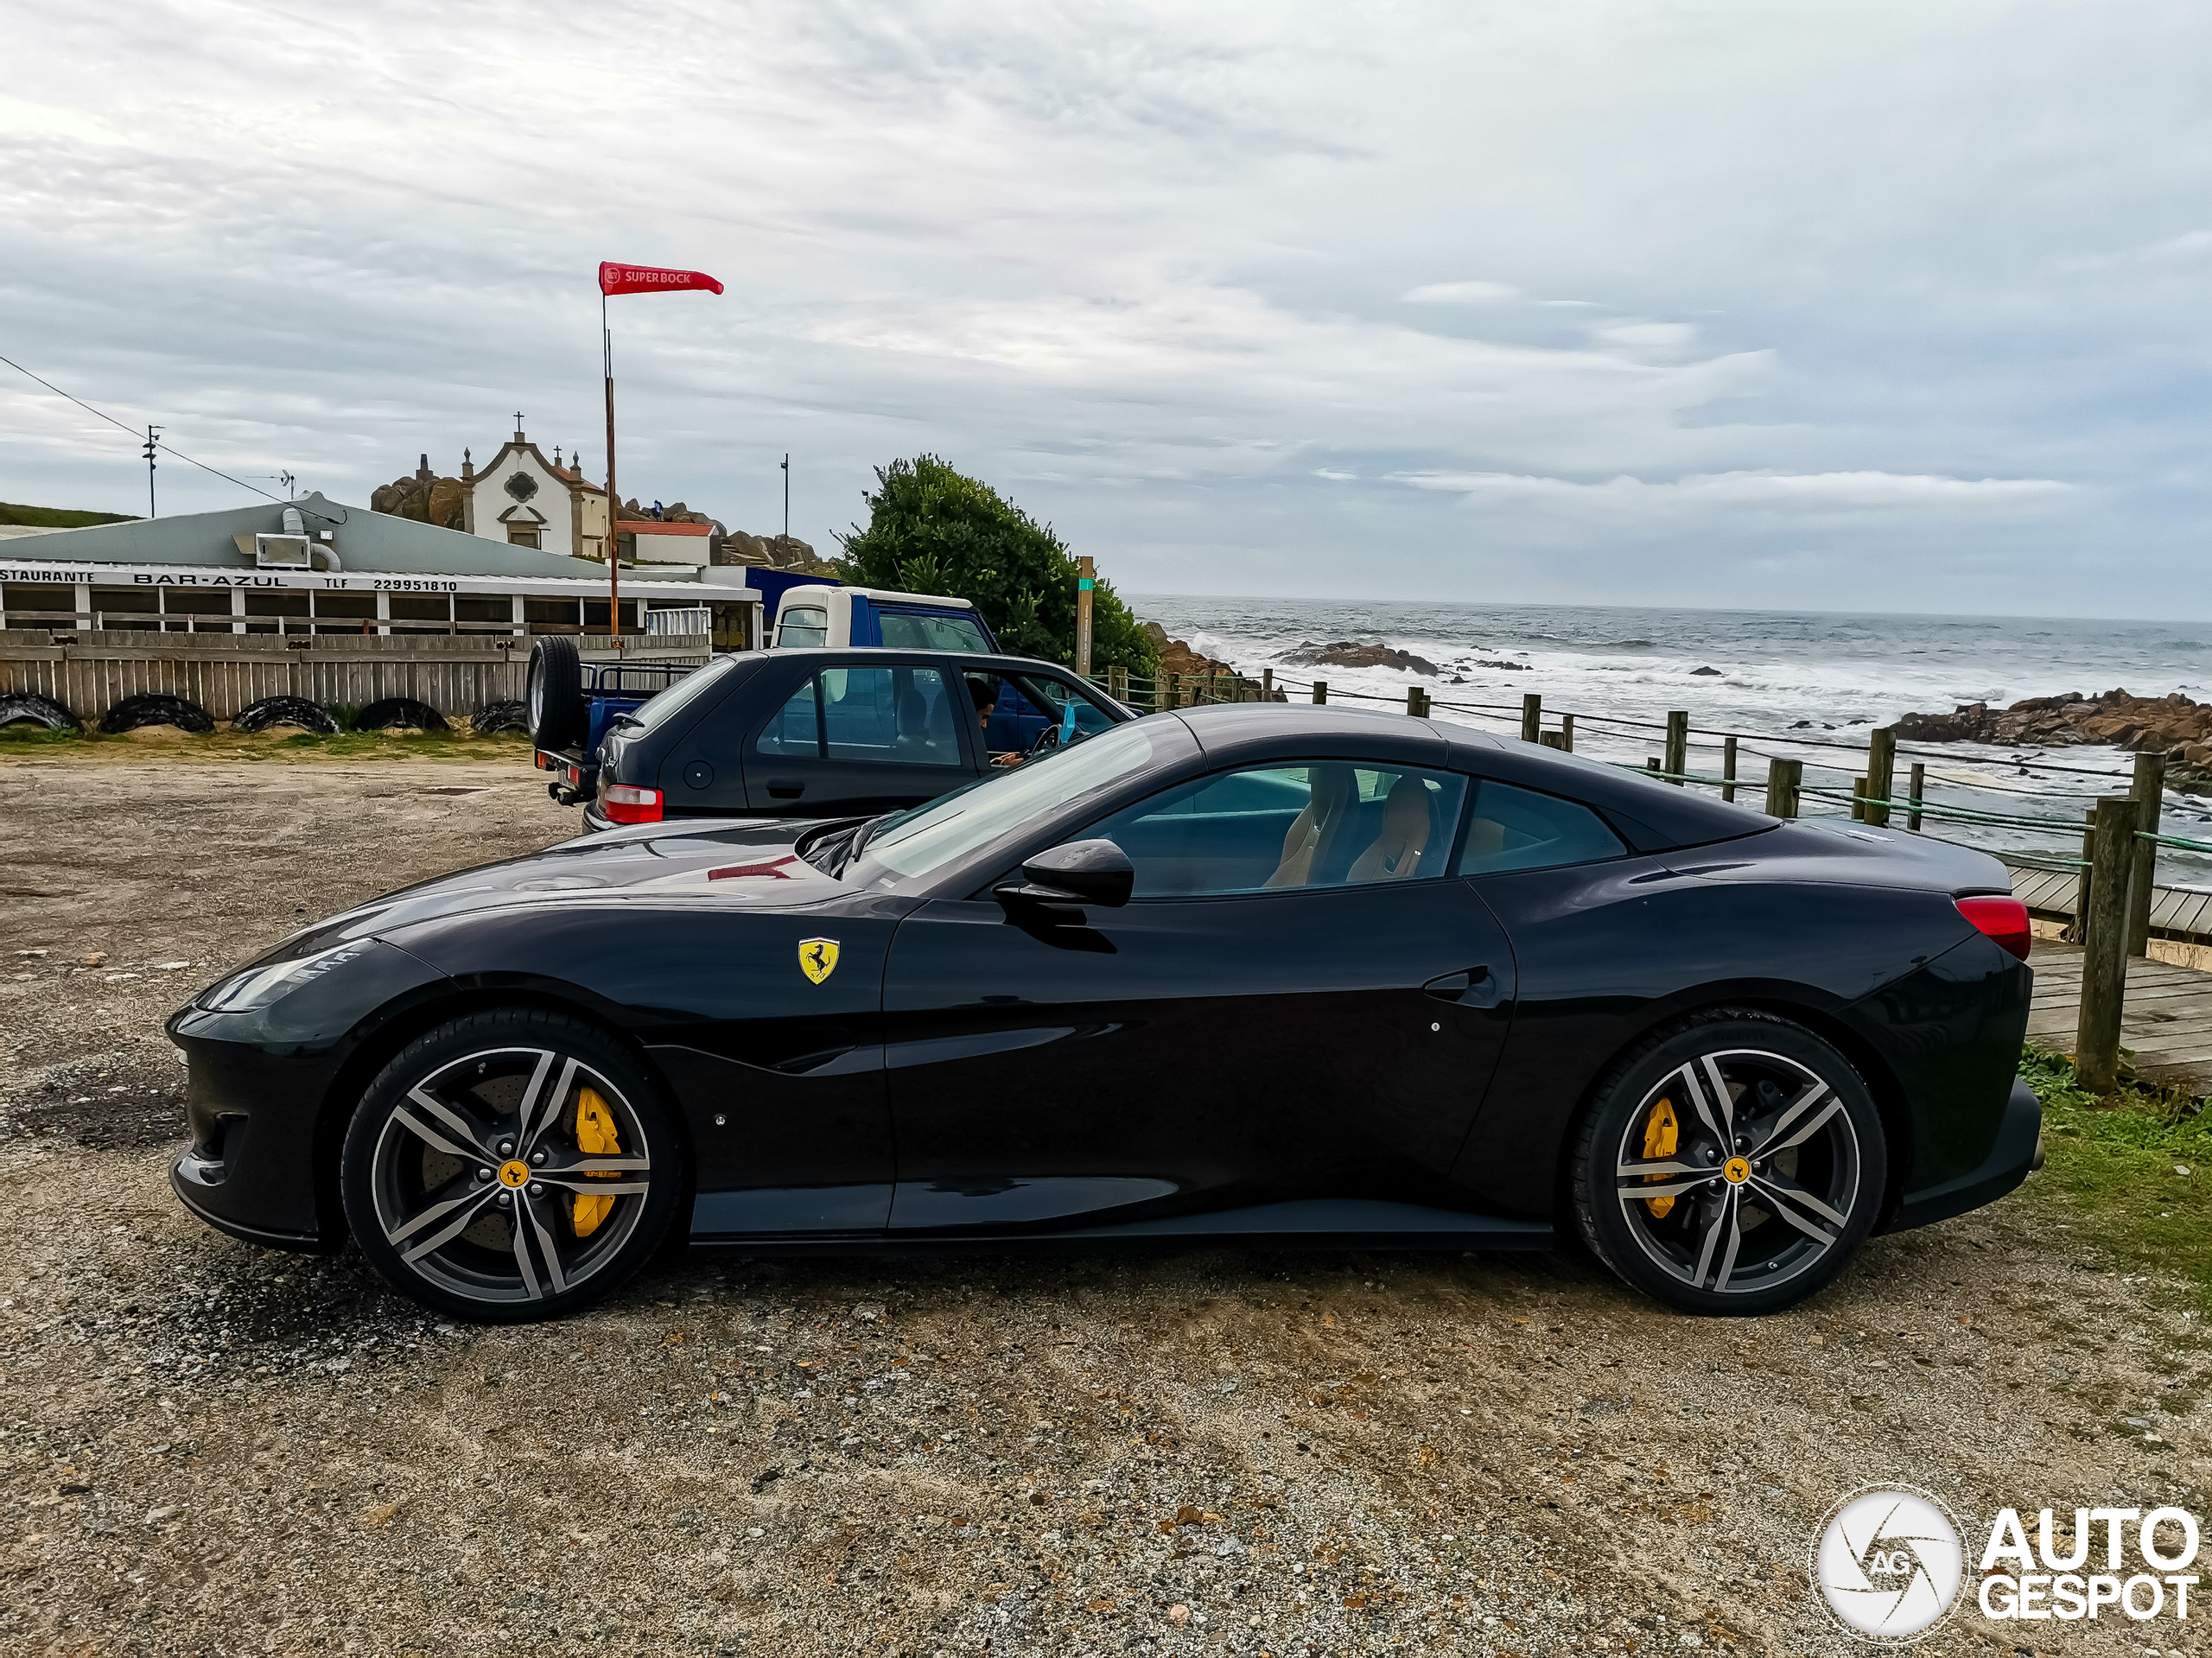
{"left": 798, "top": 937, "right": 840, "bottom": 984}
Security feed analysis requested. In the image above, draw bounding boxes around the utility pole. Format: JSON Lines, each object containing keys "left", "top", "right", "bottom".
{"left": 781, "top": 454, "right": 789, "bottom": 543}
{"left": 143, "top": 426, "right": 161, "bottom": 517}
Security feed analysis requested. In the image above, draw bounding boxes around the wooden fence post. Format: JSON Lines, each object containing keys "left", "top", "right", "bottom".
{"left": 1073, "top": 555, "right": 1095, "bottom": 678}
{"left": 1906, "top": 761, "right": 1925, "bottom": 833}
{"left": 1262, "top": 668, "right": 1274, "bottom": 701}
{"left": 1663, "top": 711, "right": 1688, "bottom": 785}
{"left": 1764, "top": 758, "right": 1802, "bottom": 818}
{"left": 1108, "top": 664, "right": 1128, "bottom": 705}
{"left": 2075, "top": 806, "right": 2097, "bottom": 941}
{"left": 1721, "top": 736, "right": 1738, "bottom": 803}
{"left": 1560, "top": 714, "right": 1574, "bottom": 753}
{"left": 2077, "top": 794, "right": 2141, "bottom": 1093}
{"left": 1312, "top": 679, "right": 1327, "bottom": 705}
{"left": 1406, "top": 685, "right": 1422, "bottom": 717}
{"left": 1852, "top": 776, "right": 1870, "bottom": 823}
{"left": 1866, "top": 727, "right": 1897, "bottom": 828}
{"left": 2128, "top": 751, "right": 2165, "bottom": 958}
{"left": 1646, "top": 755, "right": 1662, "bottom": 776}
{"left": 1521, "top": 693, "right": 1541, "bottom": 743}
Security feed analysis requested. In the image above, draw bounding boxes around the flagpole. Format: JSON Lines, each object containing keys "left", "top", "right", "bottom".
{"left": 602, "top": 287, "right": 620, "bottom": 646}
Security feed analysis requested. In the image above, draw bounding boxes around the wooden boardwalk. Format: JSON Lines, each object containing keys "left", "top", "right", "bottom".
{"left": 2009, "top": 862, "right": 2212, "bottom": 942}
{"left": 2027, "top": 939, "right": 2212, "bottom": 1087}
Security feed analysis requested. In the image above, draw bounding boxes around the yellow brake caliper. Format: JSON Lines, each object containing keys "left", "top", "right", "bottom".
{"left": 1642, "top": 1097, "right": 1679, "bottom": 1219}
{"left": 573, "top": 1086, "right": 620, "bottom": 1238}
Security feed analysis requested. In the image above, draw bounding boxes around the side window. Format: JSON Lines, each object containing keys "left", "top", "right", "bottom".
{"left": 1455, "top": 778, "right": 1626, "bottom": 875}
{"left": 1010, "top": 674, "right": 1118, "bottom": 740}
{"left": 777, "top": 606, "right": 829, "bottom": 648}
{"left": 820, "top": 666, "right": 963, "bottom": 765}
{"left": 755, "top": 677, "right": 821, "bottom": 757}
{"left": 1084, "top": 762, "right": 1468, "bottom": 899}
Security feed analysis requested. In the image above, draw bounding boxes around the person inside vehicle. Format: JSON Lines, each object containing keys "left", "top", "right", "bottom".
{"left": 969, "top": 676, "right": 1026, "bottom": 767}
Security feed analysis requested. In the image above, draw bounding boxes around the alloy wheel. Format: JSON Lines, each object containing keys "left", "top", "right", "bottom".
{"left": 1610, "top": 1047, "right": 1863, "bottom": 1298}
{"left": 366, "top": 1045, "right": 652, "bottom": 1306}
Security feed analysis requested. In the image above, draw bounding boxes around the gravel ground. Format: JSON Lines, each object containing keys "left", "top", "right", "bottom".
{"left": 0, "top": 750, "right": 2204, "bottom": 1656}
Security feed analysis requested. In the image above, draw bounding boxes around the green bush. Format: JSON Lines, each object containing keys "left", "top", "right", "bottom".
{"left": 836, "top": 456, "right": 1157, "bottom": 677}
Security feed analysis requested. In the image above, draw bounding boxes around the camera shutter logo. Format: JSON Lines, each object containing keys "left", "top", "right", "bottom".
{"left": 1812, "top": 1485, "right": 1966, "bottom": 1641}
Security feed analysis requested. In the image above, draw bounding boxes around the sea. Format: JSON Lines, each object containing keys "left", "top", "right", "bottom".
{"left": 1127, "top": 596, "right": 2212, "bottom": 886}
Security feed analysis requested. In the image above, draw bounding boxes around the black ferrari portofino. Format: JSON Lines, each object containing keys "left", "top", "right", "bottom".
{"left": 168, "top": 703, "right": 2040, "bottom": 1322}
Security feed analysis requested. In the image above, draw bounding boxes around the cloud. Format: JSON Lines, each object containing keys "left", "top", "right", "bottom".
{"left": 0, "top": 0, "right": 2207, "bottom": 615}
{"left": 1400, "top": 280, "right": 1522, "bottom": 304}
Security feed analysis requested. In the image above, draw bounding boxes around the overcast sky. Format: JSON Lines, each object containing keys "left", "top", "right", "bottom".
{"left": 3, "top": 1, "right": 2208, "bottom": 615}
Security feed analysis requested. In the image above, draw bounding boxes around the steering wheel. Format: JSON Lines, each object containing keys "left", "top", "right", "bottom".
{"left": 1027, "top": 724, "right": 1063, "bottom": 756}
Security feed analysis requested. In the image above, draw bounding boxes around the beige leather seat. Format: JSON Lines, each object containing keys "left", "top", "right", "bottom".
{"left": 1264, "top": 765, "right": 1356, "bottom": 887}
{"left": 1347, "top": 775, "right": 1434, "bottom": 882}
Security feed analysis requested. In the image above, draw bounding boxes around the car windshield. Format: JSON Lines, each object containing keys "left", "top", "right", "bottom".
{"left": 849, "top": 720, "right": 1159, "bottom": 889}
{"left": 877, "top": 609, "right": 989, "bottom": 651}
{"left": 622, "top": 656, "right": 738, "bottom": 732}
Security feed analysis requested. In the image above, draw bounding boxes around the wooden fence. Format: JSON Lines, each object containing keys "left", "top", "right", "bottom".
{"left": 0, "top": 629, "right": 534, "bottom": 723}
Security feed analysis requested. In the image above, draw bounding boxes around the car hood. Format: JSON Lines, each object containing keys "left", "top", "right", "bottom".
{"left": 279, "top": 817, "right": 855, "bottom": 952}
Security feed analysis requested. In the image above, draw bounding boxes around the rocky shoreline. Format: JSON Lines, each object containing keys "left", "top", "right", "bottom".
{"left": 1895, "top": 688, "right": 2212, "bottom": 767}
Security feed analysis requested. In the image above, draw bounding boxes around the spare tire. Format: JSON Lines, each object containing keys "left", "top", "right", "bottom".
{"left": 527, "top": 636, "right": 584, "bottom": 750}
{"left": 232, "top": 695, "right": 338, "bottom": 734}
{"left": 0, "top": 690, "right": 79, "bottom": 731}
{"left": 356, "top": 697, "right": 449, "bottom": 733}
{"left": 469, "top": 699, "right": 530, "bottom": 735}
{"left": 101, "top": 693, "right": 213, "bottom": 734}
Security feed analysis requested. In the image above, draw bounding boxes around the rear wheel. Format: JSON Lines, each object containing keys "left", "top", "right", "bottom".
{"left": 340, "top": 1010, "right": 683, "bottom": 1321}
{"left": 1570, "top": 1011, "right": 1887, "bottom": 1315}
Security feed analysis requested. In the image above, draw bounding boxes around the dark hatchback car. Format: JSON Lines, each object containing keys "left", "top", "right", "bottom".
{"left": 168, "top": 703, "right": 2041, "bottom": 1324}
{"left": 582, "top": 648, "right": 1132, "bottom": 829}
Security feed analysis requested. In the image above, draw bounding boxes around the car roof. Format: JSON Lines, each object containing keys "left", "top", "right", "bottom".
{"left": 725, "top": 647, "right": 1077, "bottom": 674}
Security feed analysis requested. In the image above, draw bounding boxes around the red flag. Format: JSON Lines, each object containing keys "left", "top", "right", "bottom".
{"left": 600, "top": 261, "right": 724, "bottom": 297}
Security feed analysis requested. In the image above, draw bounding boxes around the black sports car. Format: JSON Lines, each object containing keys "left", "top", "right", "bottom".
{"left": 168, "top": 703, "right": 2041, "bottom": 1323}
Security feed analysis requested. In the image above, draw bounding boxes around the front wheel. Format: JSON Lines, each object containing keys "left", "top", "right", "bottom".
{"left": 1570, "top": 1011, "right": 1888, "bottom": 1316}
{"left": 340, "top": 1010, "right": 683, "bottom": 1322}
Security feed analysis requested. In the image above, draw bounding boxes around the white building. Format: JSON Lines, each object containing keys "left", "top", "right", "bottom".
{"left": 460, "top": 422, "right": 609, "bottom": 561}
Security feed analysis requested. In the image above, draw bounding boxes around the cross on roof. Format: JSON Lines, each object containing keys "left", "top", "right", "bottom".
{"left": 513, "top": 411, "right": 525, "bottom": 438}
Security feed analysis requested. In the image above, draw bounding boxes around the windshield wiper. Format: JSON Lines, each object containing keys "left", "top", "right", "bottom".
{"left": 833, "top": 811, "right": 896, "bottom": 878}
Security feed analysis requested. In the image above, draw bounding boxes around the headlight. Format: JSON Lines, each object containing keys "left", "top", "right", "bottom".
{"left": 198, "top": 941, "right": 375, "bottom": 1013}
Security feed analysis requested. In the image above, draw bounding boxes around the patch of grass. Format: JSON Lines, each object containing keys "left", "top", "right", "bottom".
{"left": 0, "top": 723, "right": 531, "bottom": 762}
{"left": 2017, "top": 1043, "right": 2212, "bottom": 1303}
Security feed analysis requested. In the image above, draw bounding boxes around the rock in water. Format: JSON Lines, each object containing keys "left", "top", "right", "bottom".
{"left": 1281, "top": 639, "right": 1440, "bottom": 677}
{"left": 1691, "top": 665, "right": 1723, "bottom": 676}
{"left": 1891, "top": 688, "right": 2212, "bottom": 759}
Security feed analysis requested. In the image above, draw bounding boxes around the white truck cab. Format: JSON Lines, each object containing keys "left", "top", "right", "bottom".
{"left": 769, "top": 586, "right": 999, "bottom": 653}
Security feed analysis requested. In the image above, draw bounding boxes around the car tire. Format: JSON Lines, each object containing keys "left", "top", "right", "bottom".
{"left": 0, "top": 690, "right": 79, "bottom": 731}
{"left": 470, "top": 699, "right": 530, "bottom": 735}
{"left": 1569, "top": 1008, "right": 1887, "bottom": 1316}
{"left": 232, "top": 695, "right": 339, "bottom": 734}
{"left": 527, "top": 636, "right": 584, "bottom": 750}
{"left": 355, "top": 696, "right": 448, "bottom": 733}
{"left": 340, "top": 1009, "right": 684, "bottom": 1322}
{"left": 100, "top": 692, "right": 213, "bottom": 734}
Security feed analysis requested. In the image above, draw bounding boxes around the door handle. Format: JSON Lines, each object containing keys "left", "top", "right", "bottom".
{"left": 1422, "top": 967, "right": 1500, "bottom": 1007}
{"left": 766, "top": 778, "right": 805, "bottom": 799}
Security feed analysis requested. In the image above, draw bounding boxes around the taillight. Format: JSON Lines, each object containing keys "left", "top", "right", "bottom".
{"left": 601, "top": 784, "right": 664, "bottom": 825}
{"left": 1956, "top": 896, "right": 2031, "bottom": 962}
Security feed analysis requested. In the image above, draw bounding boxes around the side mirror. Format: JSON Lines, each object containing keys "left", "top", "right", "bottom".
{"left": 995, "top": 838, "right": 1135, "bottom": 909}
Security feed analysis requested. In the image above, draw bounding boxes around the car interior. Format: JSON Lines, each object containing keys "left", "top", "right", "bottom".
{"left": 1086, "top": 765, "right": 1627, "bottom": 898}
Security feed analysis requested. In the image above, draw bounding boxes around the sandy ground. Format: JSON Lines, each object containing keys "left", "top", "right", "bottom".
{"left": 0, "top": 749, "right": 2205, "bottom": 1657}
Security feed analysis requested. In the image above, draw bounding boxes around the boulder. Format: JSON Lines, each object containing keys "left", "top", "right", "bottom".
{"left": 1893, "top": 687, "right": 2212, "bottom": 759}
{"left": 1280, "top": 639, "right": 1440, "bottom": 677}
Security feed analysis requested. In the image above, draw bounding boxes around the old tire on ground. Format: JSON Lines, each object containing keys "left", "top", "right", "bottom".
{"left": 0, "top": 690, "right": 79, "bottom": 731}
{"left": 100, "top": 693, "right": 213, "bottom": 734}
{"left": 355, "top": 696, "right": 449, "bottom": 733}
{"left": 232, "top": 695, "right": 339, "bottom": 734}
{"left": 526, "top": 636, "right": 584, "bottom": 750}
{"left": 339, "top": 1008, "right": 683, "bottom": 1322}
{"left": 469, "top": 699, "right": 530, "bottom": 735}
{"left": 1569, "top": 1007, "right": 1887, "bottom": 1317}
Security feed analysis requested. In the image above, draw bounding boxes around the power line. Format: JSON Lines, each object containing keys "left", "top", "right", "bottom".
{"left": 0, "top": 351, "right": 283, "bottom": 505}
